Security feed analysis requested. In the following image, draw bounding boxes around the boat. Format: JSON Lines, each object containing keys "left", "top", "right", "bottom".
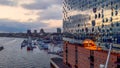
{"left": 0, "top": 46, "right": 4, "bottom": 51}
{"left": 21, "top": 37, "right": 37, "bottom": 51}
{"left": 27, "top": 46, "right": 33, "bottom": 51}
{"left": 21, "top": 40, "right": 27, "bottom": 49}
{"left": 42, "top": 44, "right": 48, "bottom": 50}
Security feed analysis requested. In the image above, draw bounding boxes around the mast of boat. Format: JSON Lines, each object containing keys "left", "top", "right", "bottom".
{"left": 28, "top": 36, "right": 32, "bottom": 47}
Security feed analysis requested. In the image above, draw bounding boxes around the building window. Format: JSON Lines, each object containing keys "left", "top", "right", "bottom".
{"left": 106, "top": 18, "right": 108, "bottom": 22}
{"left": 102, "top": 5, "right": 104, "bottom": 8}
{"left": 75, "top": 46, "right": 78, "bottom": 64}
{"left": 117, "top": 58, "right": 120, "bottom": 68}
{"left": 111, "top": 1, "right": 113, "bottom": 5}
{"left": 110, "top": 17, "right": 113, "bottom": 22}
{"left": 102, "top": 24, "right": 104, "bottom": 28}
{"left": 98, "top": 13, "right": 101, "bottom": 18}
{"left": 98, "top": 27, "right": 101, "bottom": 32}
{"left": 93, "top": 8, "right": 97, "bottom": 13}
{"left": 75, "top": 65, "right": 78, "bottom": 68}
{"left": 95, "top": 14, "right": 97, "bottom": 19}
{"left": 115, "top": 11, "right": 118, "bottom": 16}
{"left": 107, "top": 29, "right": 109, "bottom": 32}
{"left": 82, "top": 29, "right": 84, "bottom": 32}
{"left": 78, "top": 24, "right": 80, "bottom": 27}
{"left": 85, "top": 28, "right": 88, "bottom": 32}
{"left": 102, "top": 19, "right": 105, "bottom": 23}
{"left": 116, "top": 23, "right": 119, "bottom": 27}
{"left": 92, "top": 20, "right": 96, "bottom": 26}
{"left": 111, "top": 12, "right": 114, "bottom": 16}
{"left": 90, "top": 56, "right": 94, "bottom": 62}
{"left": 92, "top": 28, "right": 94, "bottom": 32}
{"left": 110, "top": 28, "right": 112, "bottom": 31}
{"left": 106, "top": 4, "right": 108, "bottom": 7}
{"left": 111, "top": 23, "right": 114, "bottom": 27}
{"left": 102, "top": 30, "right": 105, "bottom": 32}
{"left": 67, "top": 63, "right": 71, "bottom": 67}
{"left": 116, "top": 5, "right": 118, "bottom": 9}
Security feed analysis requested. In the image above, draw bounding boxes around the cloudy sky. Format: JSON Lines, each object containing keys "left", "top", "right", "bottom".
{"left": 0, "top": 0, "right": 62, "bottom": 33}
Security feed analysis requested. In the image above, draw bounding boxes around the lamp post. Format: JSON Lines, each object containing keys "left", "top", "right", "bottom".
{"left": 104, "top": 43, "right": 112, "bottom": 68}
{"left": 100, "top": 28, "right": 114, "bottom": 68}
{"left": 104, "top": 28, "right": 114, "bottom": 68}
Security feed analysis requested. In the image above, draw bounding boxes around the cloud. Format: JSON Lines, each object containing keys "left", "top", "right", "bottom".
{"left": 42, "top": 19, "right": 62, "bottom": 28}
{"left": 0, "top": 5, "right": 40, "bottom": 22}
{"left": 0, "top": 0, "right": 35, "bottom": 6}
{"left": 0, "top": 0, "right": 13, "bottom": 6}
{"left": 38, "top": 5, "right": 62, "bottom": 20}
{"left": 22, "top": 0, "right": 62, "bottom": 10}
{"left": 0, "top": 19, "right": 47, "bottom": 32}
{"left": 0, "top": 0, "right": 62, "bottom": 32}
{"left": 10, "top": 0, "right": 35, "bottom": 6}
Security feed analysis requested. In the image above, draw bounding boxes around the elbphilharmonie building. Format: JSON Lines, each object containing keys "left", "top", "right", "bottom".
{"left": 63, "top": 0, "right": 120, "bottom": 68}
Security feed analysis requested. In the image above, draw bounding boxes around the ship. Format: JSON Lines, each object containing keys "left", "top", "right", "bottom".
{"left": 0, "top": 46, "right": 4, "bottom": 51}
{"left": 21, "top": 36, "right": 37, "bottom": 51}
{"left": 51, "top": 0, "right": 120, "bottom": 68}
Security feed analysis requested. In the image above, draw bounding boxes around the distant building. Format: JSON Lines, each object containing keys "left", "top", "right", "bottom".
{"left": 27, "top": 30, "right": 31, "bottom": 34}
{"left": 34, "top": 30, "right": 37, "bottom": 34}
{"left": 57, "top": 28, "right": 61, "bottom": 33}
{"left": 40, "top": 28, "right": 45, "bottom": 35}
{"left": 27, "top": 29, "right": 32, "bottom": 36}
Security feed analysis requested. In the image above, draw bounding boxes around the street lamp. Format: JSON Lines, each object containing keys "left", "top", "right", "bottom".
{"left": 104, "top": 43, "right": 112, "bottom": 68}
{"left": 100, "top": 27, "right": 114, "bottom": 68}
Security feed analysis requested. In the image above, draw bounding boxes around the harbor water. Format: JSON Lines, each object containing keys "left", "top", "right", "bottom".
{"left": 0, "top": 37, "right": 50, "bottom": 68}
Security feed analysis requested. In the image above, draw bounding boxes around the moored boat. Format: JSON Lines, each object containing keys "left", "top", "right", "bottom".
{"left": 0, "top": 46, "right": 4, "bottom": 51}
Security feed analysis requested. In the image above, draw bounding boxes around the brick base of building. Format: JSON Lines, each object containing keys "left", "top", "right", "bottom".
{"left": 63, "top": 41, "right": 120, "bottom": 68}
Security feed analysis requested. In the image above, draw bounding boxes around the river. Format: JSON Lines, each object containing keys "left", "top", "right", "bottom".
{"left": 0, "top": 37, "right": 50, "bottom": 68}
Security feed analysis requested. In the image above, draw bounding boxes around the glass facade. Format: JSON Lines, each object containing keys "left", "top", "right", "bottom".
{"left": 63, "top": 0, "right": 120, "bottom": 50}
